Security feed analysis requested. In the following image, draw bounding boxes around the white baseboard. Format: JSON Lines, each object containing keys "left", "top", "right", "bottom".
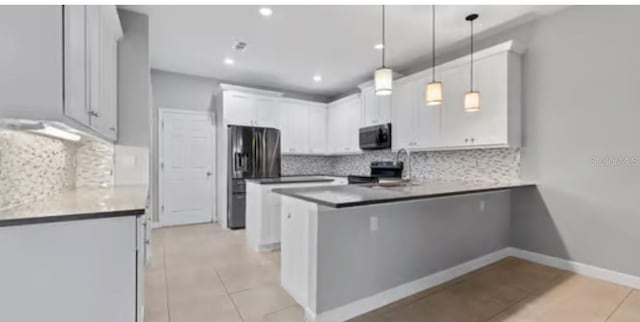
{"left": 313, "top": 248, "right": 513, "bottom": 322}
{"left": 506, "top": 247, "right": 640, "bottom": 290}
{"left": 307, "top": 247, "right": 640, "bottom": 322}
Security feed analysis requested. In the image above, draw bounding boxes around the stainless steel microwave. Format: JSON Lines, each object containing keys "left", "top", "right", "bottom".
{"left": 359, "top": 123, "right": 392, "bottom": 150}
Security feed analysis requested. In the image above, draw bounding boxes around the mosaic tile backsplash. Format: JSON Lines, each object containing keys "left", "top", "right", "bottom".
{"left": 282, "top": 148, "right": 520, "bottom": 183}
{"left": 0, "top": 130, "right": 114, "bottom": 210}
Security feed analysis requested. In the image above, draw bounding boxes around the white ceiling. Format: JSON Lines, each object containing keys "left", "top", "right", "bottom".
{"left": 122, "top": 5, "right": 564, "bottom": 99}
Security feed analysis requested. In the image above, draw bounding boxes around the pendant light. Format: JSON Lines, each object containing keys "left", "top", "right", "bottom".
{"left": 375, "top": 5, "right": 392, "bottom": 96}
{"left": 464, "top": 13, "right": 480, "bottom": 112}
{"left": 425, "top": 5, "right": 443, "bottom": 106}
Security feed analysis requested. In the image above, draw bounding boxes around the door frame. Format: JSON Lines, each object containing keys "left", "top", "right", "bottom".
{"left": 158, "top": 108, "right": 216, "bottom": 227}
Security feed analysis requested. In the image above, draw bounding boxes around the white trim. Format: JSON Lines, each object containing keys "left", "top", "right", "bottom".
{"left": 158, "top": 108, "right": 216, "bottom": 227}
{"left": 311, "top": 248, "right": 512, "bottom": 322}
{"left": 327, "top": 93, "right": 360, "bottom": 106}
{"left": 396, "top": 40, "right": 523, "bottom": 86}
{"left": 303, "top": 246, "right": 640, "bottom": 322}
{"left": 507, "top": 248, "right": 640, "bottom": 290}
{"left": 218, "top": 83, "right": 284, "bottom": 97}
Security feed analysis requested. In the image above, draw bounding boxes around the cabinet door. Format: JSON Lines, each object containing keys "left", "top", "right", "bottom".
{"left": 224, "top": 92, "right": 256, "bottom": 126}
{"left": 391, "top": 80, "right": 416, "bottom": 149}
{"left": 361, "top": 88, "right": 377, "bottom": 126}
{"left": 414, "top": 76, "right": 442, "bottom": 149}
{"left": 279, "top": 101, "right": 308, "bottom": 154}
{"left": 440, "top": 64, "right": 472, "bottom": 148}
{"left": 362, "top": 88, "right": 391, "bottom": 126}
{"left": 472, "top": 53, "right": 509, "bottom": 146}
{"left": 327, "top": 103, "right": 342, "bottom": 154}
{"left": 92, "top": 6, "right": 119, "bottom": 140}
{"left": 307, "top": 104, "right": 327, "bottom": 154}
{"left": 63, "top": 5, "right": 90, "bottom": 126}
{"left": 345, "top": 98, "right": 361, "bottom": 152}
{"left": 0, "top": 6, "right": 63, "bottom": 120}
{"left": 255, "top": 97, "right": 281, "bottom": 128}
{"left": 292, "top": 103, "right": 310, "bottom": 154}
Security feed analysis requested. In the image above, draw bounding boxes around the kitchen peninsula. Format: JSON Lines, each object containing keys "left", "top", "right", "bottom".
{"left": 273, "top": 180, "right": 534, "bottom": 322}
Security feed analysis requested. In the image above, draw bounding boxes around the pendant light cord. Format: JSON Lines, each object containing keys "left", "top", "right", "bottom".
{"left": 382, "top": 5, "right": 386, "bottom": 68}
{"left": 432, "top": 5, "right": 436, "bottom": 81}
{"left": 470, "top": 17, "right": 474, "bottom": 91}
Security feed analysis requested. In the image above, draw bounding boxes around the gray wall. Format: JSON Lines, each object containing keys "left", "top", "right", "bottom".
{"left": 466, "top": 6, "right": 640, "bottom": 276}
{"left": 150, "top": 70, "right": 220, "bottom": 221}
{"left": 117, "top": 9, "right": 151, "bottom": 147}
{"left": 316, "top": 191, "right": 511, "bottom": 312}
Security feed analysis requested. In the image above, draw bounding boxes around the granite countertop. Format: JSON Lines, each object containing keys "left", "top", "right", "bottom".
{"left": 246, "top": 176, "right": 336, "bottom": 185}
{"left": 0, "top": 185, "right": 148, "bottom": 227}
{"left": 273, "top": 180, "right": 535, "bottom": 208}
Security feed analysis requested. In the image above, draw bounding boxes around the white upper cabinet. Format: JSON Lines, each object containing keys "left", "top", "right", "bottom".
{"left": 0, "top": 5, "right": 122, "bottom": 141}
{"left": 223, "top": 92, "right": 258, "bottom": 126}
{"left": 87, "top": 6, "right": 123, "bottom": 140}
{"left": 255, "top": 96, "right": 281, "bottom": 128}
{"left": 360, "top": 86, "right": 391, "bottom": 127}
{"left": 307, "top": 103, "right": 328, "bottom": 154}
{"left": 327, "top": 94, "right": 361, "bottom": 154}
{"left": 440, "top": 51, "right": 521, "bottom": 149}
{"left": 280, "top": 99, "right": 311, "bottom": 155}
{"left": 0, "top": 6, "right": 63, "bottom": 121}
{"left": 391, "top": 41, "right": 522, "bottom": 151}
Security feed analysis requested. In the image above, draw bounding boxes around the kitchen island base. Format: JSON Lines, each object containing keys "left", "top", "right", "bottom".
{"left": 280, "top": 190, "right": 512, "bottom": 322}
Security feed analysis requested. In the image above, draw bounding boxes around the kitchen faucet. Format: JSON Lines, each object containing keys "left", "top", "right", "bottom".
{"left": 394, "top": 148, "right": 411, "bottom": 182}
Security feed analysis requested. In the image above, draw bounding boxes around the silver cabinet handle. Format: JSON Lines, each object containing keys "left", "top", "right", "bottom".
{"left": 88, "top": 110, "right": 99, "bottom": 117}
{"left": 287, "top": 213, "right": 291, "bottom": 219}
{"left": 206, "top": 171, "right": 212, "bottom": 177}
{"left": 470, "top": 138, "right": 475, "bottom": 143}
{"left": 465, "top": 138, "right": 469, "bottom": 143}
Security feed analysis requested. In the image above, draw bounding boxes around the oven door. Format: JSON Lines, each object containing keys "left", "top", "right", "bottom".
{"left": 359, "top": 123, "right": 392, "bottom": 150}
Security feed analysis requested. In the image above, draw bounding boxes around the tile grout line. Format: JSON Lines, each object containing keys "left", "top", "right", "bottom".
{"left": 161, "top": 233, "right": 172, "bottom": 322}
{"left": 216, "top": 271, "right": 246, "bottom": 322}
{"left": 376, "top": 258, "right": 514, "bottom": 319}
{"left": 605, "top": 288, "right": 633, "bottom": 322}
{"left": 482, "top": 270, "right": 570, "bottom": 322}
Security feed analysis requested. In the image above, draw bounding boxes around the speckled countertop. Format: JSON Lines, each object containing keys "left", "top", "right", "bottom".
{"left": 0, "top": 185, "right": 148, "bottom": 227}
{"left": 273, "top": 180, "right": 535, "bottom": 208}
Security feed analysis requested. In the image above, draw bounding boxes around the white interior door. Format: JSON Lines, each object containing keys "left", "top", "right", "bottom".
{"left": 160, "top": 109, "right": 215, "bottom": 226}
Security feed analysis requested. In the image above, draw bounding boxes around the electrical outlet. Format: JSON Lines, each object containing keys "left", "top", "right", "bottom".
{"left": 480, "top": 200, "right": 486, "bottom": 212}
{"left": 370, "top": 216, "right": 378, "bottom": 232}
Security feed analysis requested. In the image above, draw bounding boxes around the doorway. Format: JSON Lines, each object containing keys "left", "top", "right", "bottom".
{"left": 159, "top": 109, "right": 215, "bottom": 226}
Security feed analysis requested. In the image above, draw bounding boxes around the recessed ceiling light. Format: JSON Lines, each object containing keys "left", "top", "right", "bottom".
{"left": 313, "top": 75, "right": 322, "bottom": 82}
{"left": 374, "top": 43, "right": 384, "bottom": 50}
{"left": 224, "top": 58, "right": 235, "bottom": 65}
{"left": 259, "top": 7, "right": 273, "bottom": 17}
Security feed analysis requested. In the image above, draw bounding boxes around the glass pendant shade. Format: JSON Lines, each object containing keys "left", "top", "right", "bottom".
{"left": 464, "top": 91, "right": 480, "bottom": 112}
{"left": 375, "top": 67, "right": 393, "bottom": 96}
{"left": 425, "top": 81, "right": 443, "bottom": 106}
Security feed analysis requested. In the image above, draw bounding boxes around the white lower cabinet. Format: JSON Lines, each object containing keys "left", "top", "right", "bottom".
{"left": 281, "top": 196, "right": 315, "bottom": 307}
{"left": 0, "top": 216, "right": 139, "bottom": 322}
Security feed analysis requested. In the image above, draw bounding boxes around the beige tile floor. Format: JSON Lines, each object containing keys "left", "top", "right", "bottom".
{"left": 145, "top": 223, "right": 639, "bottom": 322}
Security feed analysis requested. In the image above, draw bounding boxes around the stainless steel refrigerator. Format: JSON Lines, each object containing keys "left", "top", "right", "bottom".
{"left": 227, "top": 125, "right": 281, "bottom": 229}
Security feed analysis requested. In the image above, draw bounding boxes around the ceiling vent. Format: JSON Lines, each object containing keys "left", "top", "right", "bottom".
{"left": 232, "top": 41, "right": 247, "bottom": 52}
